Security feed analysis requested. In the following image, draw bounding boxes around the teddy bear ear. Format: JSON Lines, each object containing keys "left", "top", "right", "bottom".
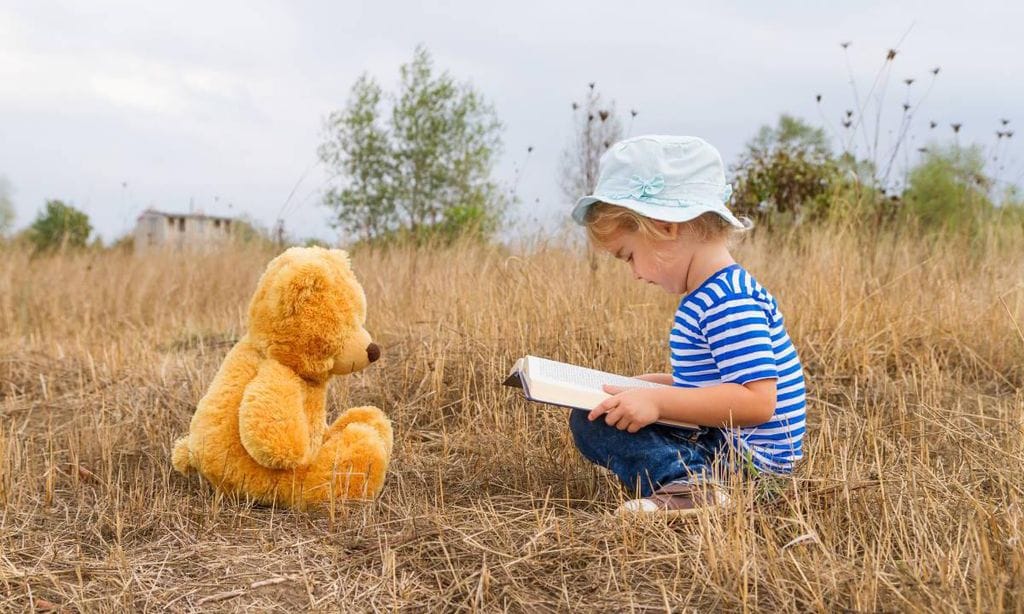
{"left": 324, "top": 248, "right": 352, "bottom": 271}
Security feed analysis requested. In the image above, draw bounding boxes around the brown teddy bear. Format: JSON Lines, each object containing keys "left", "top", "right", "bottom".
{"left": 171, "top": 246, "right": 392, "bottom": 508}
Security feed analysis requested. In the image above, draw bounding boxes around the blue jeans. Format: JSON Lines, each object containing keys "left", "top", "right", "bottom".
{"left": 569, "top": 409, "right": 730, "bottom": 498}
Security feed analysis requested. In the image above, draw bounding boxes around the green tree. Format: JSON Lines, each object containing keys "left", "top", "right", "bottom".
{"left": 320, "top": 74, "right": 394, "bottom": 243}
{"left": 0, "top": 176, "right": 14, "bottom": 237}
{"left": 731, "top": 114, "right": 840, "bottom": 224}
{"left": 27, "top": 200, "right": 92, "bottom": 251}
{"left": 901, "top": 144, "right": 993, "bottom": 233}
{"left": 749, "top": 114, "right": 830, "bottom": 159}
{"left": 320, "top": 45, "right": 504, "bottom": 243}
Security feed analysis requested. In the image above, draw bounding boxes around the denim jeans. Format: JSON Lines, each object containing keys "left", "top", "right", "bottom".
{"left": 569, "top": 409, "right": 730, "bottom": 498}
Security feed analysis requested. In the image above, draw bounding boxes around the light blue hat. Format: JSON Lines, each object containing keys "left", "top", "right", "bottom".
{"left": 571, "top": 135, "right": 746, "bottom": 229}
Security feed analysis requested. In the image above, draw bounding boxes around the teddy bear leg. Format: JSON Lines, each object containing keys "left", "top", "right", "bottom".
{"left": 171, "top": 436, "right": 193, "bottom": 474}
{"left": 330, "top": 406, "right": 394, "bottom": 457}
{"left": 297, "top": 422, "right": 391, "bottom": 505}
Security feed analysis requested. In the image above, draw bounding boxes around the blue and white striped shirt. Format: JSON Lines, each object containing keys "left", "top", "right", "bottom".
{"left": 669, "top": 264, "right": 805, "bottom": 473}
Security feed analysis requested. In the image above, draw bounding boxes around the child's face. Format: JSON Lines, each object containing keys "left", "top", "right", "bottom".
{"left": 603, "top": 227, "right": 695, "bottom": 295}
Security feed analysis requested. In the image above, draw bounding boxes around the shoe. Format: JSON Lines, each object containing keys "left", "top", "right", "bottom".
{"left": 615, "top": 481, "right": 730, "bottom": 517}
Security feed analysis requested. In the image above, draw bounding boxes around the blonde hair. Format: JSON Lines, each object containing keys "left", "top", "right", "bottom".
{"left": 583, "top": 202, "right": 742, "bottom": 248}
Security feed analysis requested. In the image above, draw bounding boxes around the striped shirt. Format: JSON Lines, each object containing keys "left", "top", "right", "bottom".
{"left": 669, "top": 264, "right": 805, "bottom": 473}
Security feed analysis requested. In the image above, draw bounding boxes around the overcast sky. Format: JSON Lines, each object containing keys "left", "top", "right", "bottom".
{"left": 2, "top": 1, "right": 1022, "bottom": 243}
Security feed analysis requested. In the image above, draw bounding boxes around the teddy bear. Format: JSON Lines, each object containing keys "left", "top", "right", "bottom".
{"left": 171, "top": 246, "right": 393, "bottom": 508}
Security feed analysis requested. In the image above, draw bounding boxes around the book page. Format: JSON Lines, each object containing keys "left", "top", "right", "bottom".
{"left": 527, "top": 356, "right": 663, "bottom": 392}
{"left": 513, "top": 356, "right": 698, "bottom": 430}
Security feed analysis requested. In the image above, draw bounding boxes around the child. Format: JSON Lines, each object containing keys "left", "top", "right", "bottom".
{"left": 568, "top": 135, "right": 806, "bottom": 515}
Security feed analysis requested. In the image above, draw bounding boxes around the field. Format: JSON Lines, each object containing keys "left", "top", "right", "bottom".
{"left": 2, "top": 225, "right": 1023, "bottom": 612}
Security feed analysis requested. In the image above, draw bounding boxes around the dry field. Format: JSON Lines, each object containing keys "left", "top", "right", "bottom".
{"left": 1, "top": 225, "right": 1023, "bottom": 612}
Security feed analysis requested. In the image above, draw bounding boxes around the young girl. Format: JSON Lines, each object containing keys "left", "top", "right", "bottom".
{"left": 569, "top": 135, "right": 805, "bottom": 515}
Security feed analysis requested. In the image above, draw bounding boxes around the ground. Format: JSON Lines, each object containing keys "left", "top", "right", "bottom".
{"left": 1, "top": 229, "right": 1022, "bottom": 612}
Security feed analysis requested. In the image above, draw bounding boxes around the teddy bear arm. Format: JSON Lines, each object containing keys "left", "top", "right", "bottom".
{"left": 237, "top": 359, "right": 312, "bottom": 470}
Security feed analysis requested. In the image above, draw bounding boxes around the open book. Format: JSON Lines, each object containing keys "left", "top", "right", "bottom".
{"left": 502, "top": 355, "right": 698, "bottom": 430}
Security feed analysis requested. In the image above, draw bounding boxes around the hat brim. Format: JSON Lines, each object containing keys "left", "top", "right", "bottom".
{"left": 571, "top": 195, "right": 747, "bottom": 229}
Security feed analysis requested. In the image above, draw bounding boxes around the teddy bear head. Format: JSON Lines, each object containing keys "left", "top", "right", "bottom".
{"left": 246, "top": 246, "right": 379, "bottom": 381}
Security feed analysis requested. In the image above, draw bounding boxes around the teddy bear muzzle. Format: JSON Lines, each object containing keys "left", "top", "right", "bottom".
{"left": 329, "top": 327, "right": 379, "bottom": 375}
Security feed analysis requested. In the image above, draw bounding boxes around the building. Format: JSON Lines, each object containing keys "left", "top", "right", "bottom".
{"left": 133, "top": 209, "right": 236, "bottom": 253}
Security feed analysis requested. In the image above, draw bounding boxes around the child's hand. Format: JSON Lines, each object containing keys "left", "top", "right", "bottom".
{"left": 589, "top": 385, "right": 661, "bottom": 433}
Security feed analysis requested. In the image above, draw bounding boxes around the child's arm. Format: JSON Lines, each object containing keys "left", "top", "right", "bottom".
{"left": 591, "top": 379, "right": 777, "bottom": 432}
{"left": 595, "top": 290, "right": 781, "bottom": 432}
{"left": 634, "top": 372, "right": 674, "bottom": 385}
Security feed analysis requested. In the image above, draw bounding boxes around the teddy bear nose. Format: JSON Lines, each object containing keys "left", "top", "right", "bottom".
{"left": 366, "top": 343, "right": 381, "bottom": 363}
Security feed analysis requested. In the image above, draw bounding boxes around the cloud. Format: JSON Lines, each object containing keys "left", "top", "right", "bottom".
{"left": 0, "top": 0, "right": 1021, "bottom": 242}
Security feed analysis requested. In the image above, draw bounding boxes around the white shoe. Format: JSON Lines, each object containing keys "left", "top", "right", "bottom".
{"left": 615, "top": 481, "right": 730, "bottom": 517}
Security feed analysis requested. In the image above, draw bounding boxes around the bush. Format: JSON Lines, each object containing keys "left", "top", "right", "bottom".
{"left": 731, "top": 115, "right": 841, "bottom": 226}
{"left": 27, "top": 200, "right": 92, "bottom": 252}
{"left": 900, "top": 145, "right": 994, "bottom": 234}
{"left": 0, "top": 176, "right": 14, "bottom": 237}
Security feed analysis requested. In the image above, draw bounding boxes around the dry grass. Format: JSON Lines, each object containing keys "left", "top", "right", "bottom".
{"left": 1, "top": 224, "right": 1023, "bottom": 612}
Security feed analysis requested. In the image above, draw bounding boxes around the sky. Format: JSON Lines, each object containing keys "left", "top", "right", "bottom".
{"left": 1, "top": 1, "right": 1022, "bottom": 243}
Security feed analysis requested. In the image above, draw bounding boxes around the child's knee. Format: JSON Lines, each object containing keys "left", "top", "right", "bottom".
{"left": 569, "top": 409, "right": 627, "bottom": 463}
{"left": 568, "top": 409, "right": 594, "bottom": 443}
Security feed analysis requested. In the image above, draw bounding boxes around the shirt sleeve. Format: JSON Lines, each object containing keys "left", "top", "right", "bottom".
{"left": 700, "top": 292, "right": 778, "bottom": 384}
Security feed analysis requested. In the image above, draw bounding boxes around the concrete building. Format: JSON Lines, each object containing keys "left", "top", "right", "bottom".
{"left": 133, "top": 209, "right": 236, "bottom": 253}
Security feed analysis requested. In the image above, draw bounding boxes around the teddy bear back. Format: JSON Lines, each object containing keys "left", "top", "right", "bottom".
{"left": 246, "top": 247, "right": 367, "bottom": 379}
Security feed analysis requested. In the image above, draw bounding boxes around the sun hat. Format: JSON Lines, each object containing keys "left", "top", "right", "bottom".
{"left": 571, "top": 135, "right": 747, "bottom": 229}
